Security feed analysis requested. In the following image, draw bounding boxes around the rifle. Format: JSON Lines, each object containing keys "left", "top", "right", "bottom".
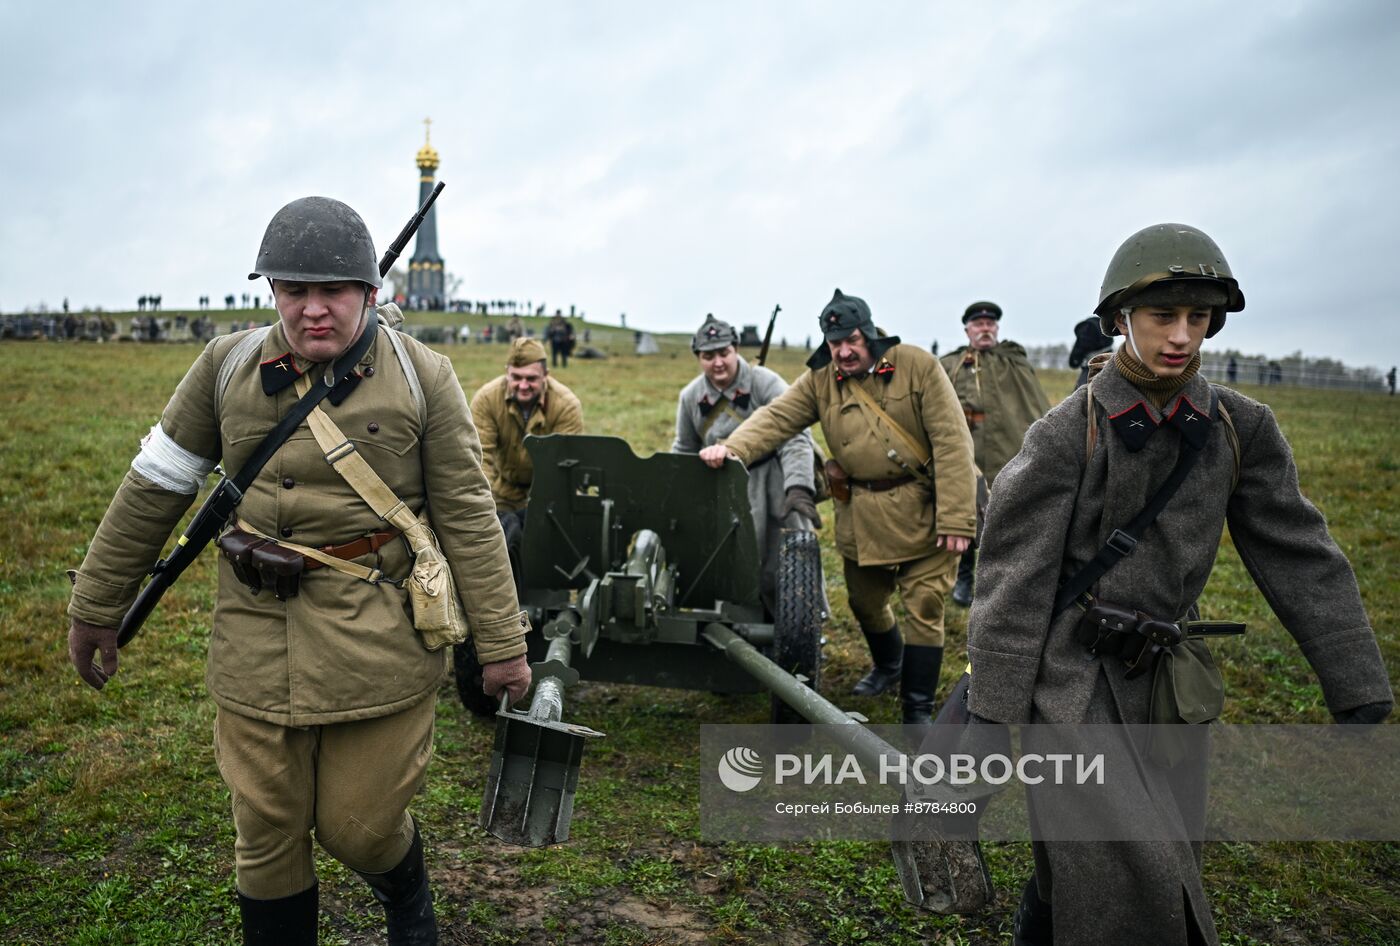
{"left": 756, "top": 303, "right": 781, "bottom": 367}
{"left": 117, "top": 182, "right": 446, "bottom": 647}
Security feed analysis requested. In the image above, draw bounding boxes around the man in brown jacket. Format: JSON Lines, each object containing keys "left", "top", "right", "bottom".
{"left": 66, "top": 196, "right": 531, "bottom": 946}
{"left": 470, "top": 336, "right": 585, "bottom": 519}
{"left": 966, "top": 223, "right": 1393, "bottom": 945}
{"left": 939, "top": 301, "right": 1051, "bottom": 606}
{"left": 701, "top": 289, "right": 977, "bottom": 723}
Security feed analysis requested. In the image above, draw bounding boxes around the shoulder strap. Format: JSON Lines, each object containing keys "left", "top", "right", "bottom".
{"left": 382, "top": 324, "right": 427, "bottom": 428}
{"left": 292, "top": 374, "right": 426, "bottom": 542}
{"left": 215, "top": 327, "right": 273, "bottom": 418}
{"left": 1053, "top": 388, "right": 1218, "bottom": 615}
{"left": 844, "top": 378, "right": 934, "bottom": 485}
{"left": 1216, "top": 398, "right": 1240, "bottom": 490}
{"left": 1084, "top": 380, "right": 1099, "bottom": 464}
{"left": 699, "top": 397, "right": 746, "bottom": 440}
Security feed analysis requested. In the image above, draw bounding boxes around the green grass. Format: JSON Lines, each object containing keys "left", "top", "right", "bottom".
{"left": 1, "top": 332, "right": 1396, "bottom": 944}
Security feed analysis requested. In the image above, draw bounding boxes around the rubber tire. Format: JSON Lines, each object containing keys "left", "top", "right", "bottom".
{"left": 452, "top": 642, "right": 497, "bottom": 718}
{"left": 770, "top": 528, "right": 825, "bottom": 724}
{"left": 453, "top": 508, "right": 527, "bottom": 719}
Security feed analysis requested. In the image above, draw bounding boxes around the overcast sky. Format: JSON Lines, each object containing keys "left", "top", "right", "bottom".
{"left": 4, "top": 0, "right": 1397, "bottom": 366}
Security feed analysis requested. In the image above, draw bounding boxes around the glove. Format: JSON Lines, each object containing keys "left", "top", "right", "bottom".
{"left": 1333, "top": 701, "right": 1393, "bottom": 726}
{"left": 782, "top": 486, "right": 822, "bottom": 528}
{"left": 69, "top": 619, "right": 119, "bottom": 690}
{"left": 482, "top": 654, "right": 532, "bottom": 707}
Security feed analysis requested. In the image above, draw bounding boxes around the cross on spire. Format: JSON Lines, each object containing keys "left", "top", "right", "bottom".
{"left": 423, "top": 116, "right": 432, "bottom": 144}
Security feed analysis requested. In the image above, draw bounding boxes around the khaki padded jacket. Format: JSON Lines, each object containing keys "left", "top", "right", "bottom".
{"left": 68, "top": 317, "right": 526, "bottom": 726}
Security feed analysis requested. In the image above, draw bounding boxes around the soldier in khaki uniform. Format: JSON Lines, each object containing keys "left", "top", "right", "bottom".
{"left": 701, "top": 290, "right": 977, "bottom": 723}
{"left": 966, "top": 224, "right": 1393, "bottom": 945}
{"left": 66, "top": 197, "right": 531, "bottom": 946}
{"left": 939, "top": 301, "right": 1051, "bottom": 606}
{"left": 470, "top": 336, "right": 585, "bottom": 521}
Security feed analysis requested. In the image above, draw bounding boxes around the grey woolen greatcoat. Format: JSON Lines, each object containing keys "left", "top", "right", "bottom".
{"left": 966, "top": 362, "right": 1393, "bottom": 946}
{"left": 673, "top": 355, "right": 816, "bottom": 606}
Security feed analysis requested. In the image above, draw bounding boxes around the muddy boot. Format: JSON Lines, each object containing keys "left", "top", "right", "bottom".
{"left": 238, "top": 883, "right": 318, "bottom": 946}
{"left": 852, "top": 624, "right": 903, "bottom": 697}
{"left": 951, "top": 549, "right": 976, "bottom": 607}
{"left": 900, "top": 645, "right": 943, "bottom": 724}
{"left": 357, "top": 823, "right": 438, "bottom": 946}
{"left": 1012, "top": 875, "right": 1053, "bottom": 946}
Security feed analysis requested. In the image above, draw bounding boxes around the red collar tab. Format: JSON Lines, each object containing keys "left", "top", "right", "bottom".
{"left": 260, "top": 351, "right": 302, "bottom": 395}
{"left": 1165, "top": 394, "right": 1213, "bottom": 449}
{"left": 1107, "top": 401, "right": 1158, "bottom": 452}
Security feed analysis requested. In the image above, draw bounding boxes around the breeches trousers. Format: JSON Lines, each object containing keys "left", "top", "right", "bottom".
{"left": 842, "top": 549, "right": 958, "bottom": 646}
{"left": 213, "top": 696, "right": 436, "bottom": 898}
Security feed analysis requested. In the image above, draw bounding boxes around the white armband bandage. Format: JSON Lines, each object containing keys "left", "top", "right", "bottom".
{"left": 131, "top": 423, "right": 217, "bottom": 494}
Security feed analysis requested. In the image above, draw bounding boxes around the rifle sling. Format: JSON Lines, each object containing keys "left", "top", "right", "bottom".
{"left": 1051, "top": 388, "right": 1217, "bottom": 616}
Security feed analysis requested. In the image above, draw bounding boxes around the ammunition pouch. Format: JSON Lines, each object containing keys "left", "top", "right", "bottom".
{"left": 217, "top": 527, "right": 306, "bottom": 600}
{"left": 250, "top": 541, "right": 304, "bottom": 601}
{"left": 825, "top": 458, "right": 851, "bottom": 503}
{"left": 1076, "top": 598, "right": 1184, "bottom": 679}
{"left": 217, "top": 528, "right": 270, "bottom": 595}
{"left": 1077, "top": 595, "right": 1242, "bottom": 766}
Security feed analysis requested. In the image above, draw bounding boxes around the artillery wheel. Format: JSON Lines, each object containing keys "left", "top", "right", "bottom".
{"left": 770, "top": 528, "right": 825, "bottom": 724}
{"left": 453, "top": 508, "right": 528, "bottom": 719}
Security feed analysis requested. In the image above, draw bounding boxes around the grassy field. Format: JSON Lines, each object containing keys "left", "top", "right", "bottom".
{"left": 1, "top": 321, "right": 1397, "bottom": 945}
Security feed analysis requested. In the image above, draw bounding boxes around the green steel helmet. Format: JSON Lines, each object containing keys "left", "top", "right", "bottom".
{"left": 691, "top": 313, "right": 739, "bottom": 353}
{"left": 248, "top": 196, "right": 382, "bottom": 288}
{"left": 1094, "top": 223, "right": 1244, "bottom": 338}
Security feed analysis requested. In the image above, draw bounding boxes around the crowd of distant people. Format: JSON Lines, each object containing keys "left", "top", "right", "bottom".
{"left": 2, "top": 312, "right": 232, "bottom": 343}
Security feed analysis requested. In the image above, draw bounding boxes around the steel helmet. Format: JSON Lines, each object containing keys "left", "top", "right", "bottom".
{"left": 1094, "top": 223, "right": 1244, "bottom": 338}
{"left": 248, "top": 196, "right": 382, "bottom": 288}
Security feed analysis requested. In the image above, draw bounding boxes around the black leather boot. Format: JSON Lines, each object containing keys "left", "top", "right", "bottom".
{"left": 900, "top": 644, "right": 943, "bottom": 724}
{"left": 852, "top": 624, "right": 903, "bottom": 697}
{"left": 357, "top": 823, "right": 438, "bottom": 946}
{"left": 1011, "top": 875, "right": 1053, "bottom": 946}
{"left": 951, "top": 549, "right": 976, "bottom": 607}
{"left": 238, "top": 883, "right": 318, "bottom": 946}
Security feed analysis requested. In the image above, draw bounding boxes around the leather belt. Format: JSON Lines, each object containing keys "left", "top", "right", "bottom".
{"left": 303, "top": 527, "right": 403, "bottom": 570}
{"left": 963, "top": 409, "right": 986, "bottom": 428}
{"left": 852, "top": 474, "right": 915, "bottom": 493}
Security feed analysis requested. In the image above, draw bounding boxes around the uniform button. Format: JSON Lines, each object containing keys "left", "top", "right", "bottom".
{"left": 367, "top": 422, "right": 380, "bottom": 433}
{"left": 281, "top": 527, "right": 294, "bottom": 538}
{"left": 282, "top": 477, "right": 295, "bottom": 490}
{"left": 364, "top": 366, "right": 375, "bottom": 377}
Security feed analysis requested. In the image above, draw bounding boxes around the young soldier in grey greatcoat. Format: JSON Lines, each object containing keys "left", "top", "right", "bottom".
{"left": 966, "top": 223, "right": 1393, "bottom": 945}
{"left": 67, "top": 197, "right": 532, "bottom": 946}
{"left": 673, "top": 314, "right": 821, "bottom": 611}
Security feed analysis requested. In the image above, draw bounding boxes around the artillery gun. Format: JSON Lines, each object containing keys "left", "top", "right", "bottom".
{"left": 463, "top": 434, "right": 993, "bottom": 915}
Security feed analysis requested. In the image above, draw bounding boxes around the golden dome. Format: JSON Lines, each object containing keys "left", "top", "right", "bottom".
{"left": 416, "top": 117, "right": 439, "bottom": 171}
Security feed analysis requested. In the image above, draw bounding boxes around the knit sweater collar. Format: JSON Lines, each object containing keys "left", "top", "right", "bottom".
{"left": 1114, "top": 347, "right": 1200, "bottom": 409}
